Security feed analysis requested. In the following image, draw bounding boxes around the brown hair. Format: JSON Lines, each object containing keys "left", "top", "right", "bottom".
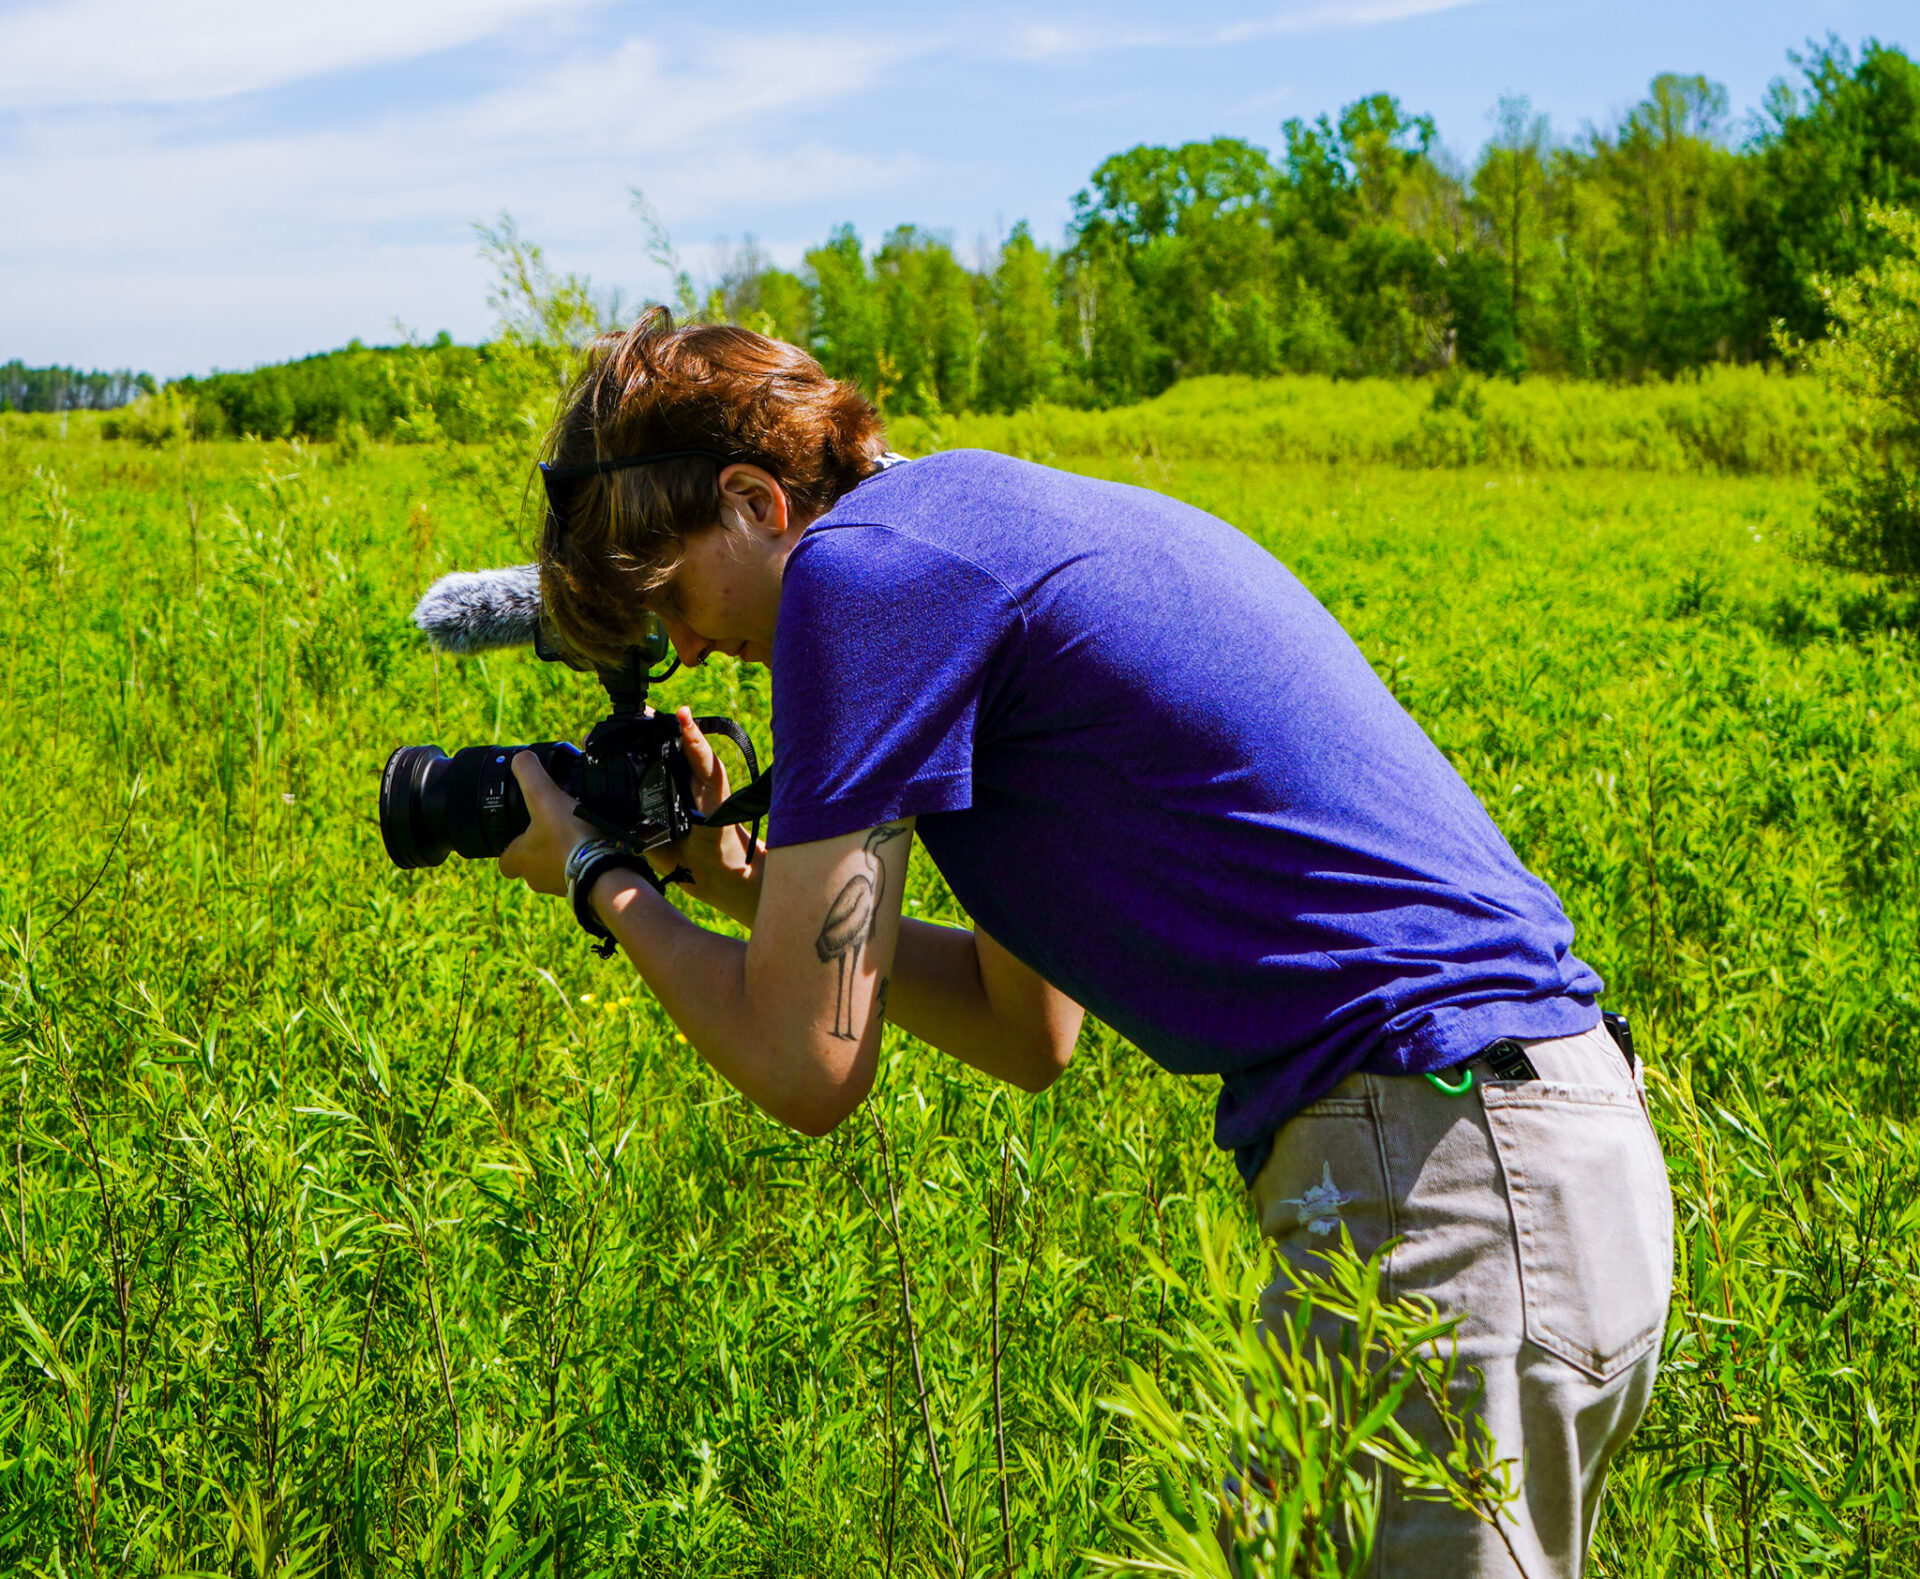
{"left": 536, "top": 307, "right": 885, "bottom": 667}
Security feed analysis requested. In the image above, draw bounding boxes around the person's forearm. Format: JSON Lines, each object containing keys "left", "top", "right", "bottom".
{"left": 669, "top": 866, "right": 968, "bottom": 1024}
{"left": 670, "top": 852, "right": 761, "bottom": 928}
{"left": 886, "top": 919, "right": 1080, "bottom": 1091}
{"left": 640, "top": 865, "right": 1076, "bottom": 1095}
{"left": 591, "top": 872, "right": 871, "bottom": 1132}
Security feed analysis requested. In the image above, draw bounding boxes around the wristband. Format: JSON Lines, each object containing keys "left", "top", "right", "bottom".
{"left": 565, "top": 838, "right": 647, "bottom": 959}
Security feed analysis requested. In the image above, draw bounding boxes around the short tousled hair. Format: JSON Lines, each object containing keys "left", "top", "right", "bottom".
{"left": 536, "top": 307, "right": 886, "bottom": 668}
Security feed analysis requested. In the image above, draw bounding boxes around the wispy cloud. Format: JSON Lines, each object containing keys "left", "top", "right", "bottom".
{"left": 0, "top": 0, "right": 593, "bottom": 109}
{"left": 0, "top": 15, "right": 920, "bottom": 371}
{"left": 1218, "top": 0, "right": 1490, "bottom": 43}
{"left": 1009, "top": 0, "right": 1490, "bottom": 60}
{"left": 466, "top": 31, "right": 908, "bottom": 149}
{"left": 2, "top": 27, "right": 914, "bottom": 249}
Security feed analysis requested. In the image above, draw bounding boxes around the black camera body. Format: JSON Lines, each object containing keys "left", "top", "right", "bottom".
{"left": 379, "top": 612, "right": 760, "bottom": 872}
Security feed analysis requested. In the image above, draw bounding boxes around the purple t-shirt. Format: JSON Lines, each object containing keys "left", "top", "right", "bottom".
{"left": 769, "top": 450, "right": 1601, "bottom": 1180}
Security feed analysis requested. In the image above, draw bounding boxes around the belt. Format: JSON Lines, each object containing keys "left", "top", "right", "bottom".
{"left": 1423, "top": 1011, "right": 1637, "bottom": 1097}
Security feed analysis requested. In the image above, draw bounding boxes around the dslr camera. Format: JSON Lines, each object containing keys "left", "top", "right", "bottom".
{"left": 378, "top": 565, "right": 763, "bottom": 874}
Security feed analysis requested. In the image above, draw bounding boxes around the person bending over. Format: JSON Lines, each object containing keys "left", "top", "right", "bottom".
{"left": 497, "top": 309, "right": 1673, "bottom": 1577}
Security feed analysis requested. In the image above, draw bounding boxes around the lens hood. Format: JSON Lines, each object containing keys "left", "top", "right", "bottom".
{"left": 380, "top": 744, "right": 453, "bottom": 868}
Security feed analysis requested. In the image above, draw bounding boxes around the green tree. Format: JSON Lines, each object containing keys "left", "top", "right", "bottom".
{"left": 1339, "top": 92, "right": 1440, "bottom": 224}
{"left": 980, "top": 222, "right": 1061, "bottom": 410}
{"left": 1279, "top": 113, "right": 1359, "bottom": 240}
{"left": 1442, "top": 247, "right": 1523, "bottom": 376}
{"left": 1617, "top": 75, "right": 1732, "bottom": 256}
{"left": 1735, "top": 40, "right": 1920, "bottom": 348}
{"left": 1579, "top": 74, "right": 1740, "bottom": 370}
{"left": 755, "top": 270, "right": 813, "bottom": 349}
{"left": 705, "top": 236, "right": 812, "bottom": 349}
{"left": 1327, "top": 98, "right": 1454, "bottom": 373}
{"left": 1541, "top": 146, "right": 1601, "bottom": 376}
{"left": 1472, "top": 95, "right": 1552, "bottom": 370}
{"left": 1270, "top": 96, "right": 1462, "bottom": 375}
{"left": 1646, "top": 234, "right": 1745, "bottom": 371}
{"left": 1072, "top": 137, "right": 1279, "bottom": 381}
{"left": 1073, "top": 137, "right": 1278, "bottom": 248}
{"left": 1058, "top": 232, "right": 1155, "bottom": 404}
{"left": 0, "top": 362, "right": 154, "bottom": 412}
{"left": 806, "top": 226, "right": 886, "bottom": 401}
{"left": 873, "top": 227, "right": 980, "bottom": 415}
{"left": 1799, "top": 205, "right": 1920, "bottom": 577}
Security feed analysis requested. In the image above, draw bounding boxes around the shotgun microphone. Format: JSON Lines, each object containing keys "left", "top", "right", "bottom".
{"left": 410, "top": 564, "right": 544, "bottom": 654}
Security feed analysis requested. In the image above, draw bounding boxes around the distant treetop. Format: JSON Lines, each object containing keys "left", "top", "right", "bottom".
{"left": 123, "top": 36, "right": 1920, "bottom": 438}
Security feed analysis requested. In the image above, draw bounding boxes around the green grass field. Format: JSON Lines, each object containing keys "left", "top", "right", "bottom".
{"left": 1, "top": 410, "right": 1917, "bottom": 1576}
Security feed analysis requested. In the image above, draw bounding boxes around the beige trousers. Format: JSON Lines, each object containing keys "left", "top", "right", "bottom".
{"left": 1249, "top": 1022, "right": 1674, "bottom": 1578}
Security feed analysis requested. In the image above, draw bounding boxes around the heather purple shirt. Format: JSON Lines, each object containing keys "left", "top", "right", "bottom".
{"left": 769, "top": 451, "right": 1601, "bottom": 1181}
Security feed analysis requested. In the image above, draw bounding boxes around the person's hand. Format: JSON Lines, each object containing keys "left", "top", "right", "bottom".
{"left": 498, "top": 751, "right": 599, "bottom": 897}
{"left": 651, "top": 708, "right": 764, "bottom": 909}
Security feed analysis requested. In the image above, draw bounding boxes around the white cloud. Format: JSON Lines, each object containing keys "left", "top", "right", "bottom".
{"left": 1006, "top": 0, "right": 1490, "bottom": 59}
{"left": 0, "top": 0, "right": 594, "bottom": 108}
{"left": 466, "top": 31, "right": 902, "bottom": 148}
{"left": 0, "top": 27, "right": 913, "bottom": 238}
{"left": 1218, "top": 0, "right": 1489, "bottom": 42}
{"left": 0, "top": 20, "right": 919, "bottom": 372}
{"left": 0, "top": 27, "right": 912, "bottom": 244}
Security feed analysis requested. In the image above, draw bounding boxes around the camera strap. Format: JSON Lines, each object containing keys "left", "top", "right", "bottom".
{"left": 691, "top": 717, "right": 760, "bottom": 786}
{"left": 694, "top": 719, "right": 769, "bottom": 855}
{"left": 704, "top": 769, "right": 771, "bottom": 826}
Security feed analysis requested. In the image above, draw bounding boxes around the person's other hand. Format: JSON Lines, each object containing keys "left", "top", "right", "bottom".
{"left": 499, "top": 751, "right": 598, "bottom": 897}
{"left": 650, "top": 708, "right": 763, "bottom": 894}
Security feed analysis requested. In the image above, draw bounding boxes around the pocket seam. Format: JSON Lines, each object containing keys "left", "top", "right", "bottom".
{"left": 1482, "top": 1084, "right": 1641, "bottom": 1110}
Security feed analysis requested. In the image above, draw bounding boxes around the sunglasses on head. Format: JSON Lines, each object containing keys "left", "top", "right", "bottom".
{"left": 537, "top": 449, "right": 739, "bottom": 524}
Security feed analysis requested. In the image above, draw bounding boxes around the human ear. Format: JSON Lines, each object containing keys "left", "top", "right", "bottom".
{"left": 717, "top": 464, "right": 790, "bottom": 536}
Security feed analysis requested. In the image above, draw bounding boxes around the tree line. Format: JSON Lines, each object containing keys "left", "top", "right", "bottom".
{"left": 171, "top": 334, "right": 490, "bottom": 444}
{"left": 738, "top": 37, "right": 1918, "bottom": 414}
{"left": 113, "top": 35, "right": 1920, "bottom": 440}
{"left": 1, "top": 361, "right": 155, "bottom": 413}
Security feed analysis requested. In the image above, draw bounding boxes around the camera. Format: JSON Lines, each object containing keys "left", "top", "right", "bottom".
{"left": 379, "top": 588, "right": 762, "bottom": 873}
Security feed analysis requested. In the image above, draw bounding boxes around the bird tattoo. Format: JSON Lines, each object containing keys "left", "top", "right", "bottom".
{"left": 816, "top": 824, "right": 908, "bottom": 1041}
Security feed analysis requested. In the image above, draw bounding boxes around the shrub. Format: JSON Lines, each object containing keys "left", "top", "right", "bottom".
{"left": 1800, "top": 205, "right": 1920, "bottom": 576}
{"left": 892, "top": 366, "right": 1836, "bottom": 475}
{"left": 1095, "top": 1217, "right": 1517, "bottom": 1578}
{"left": 100, "top": 388, "right": 191, "bottom": 447}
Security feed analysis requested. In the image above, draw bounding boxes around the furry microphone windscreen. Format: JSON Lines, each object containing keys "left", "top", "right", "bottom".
{"left": 411, "top": 565, "right": 543, "bottom": 654}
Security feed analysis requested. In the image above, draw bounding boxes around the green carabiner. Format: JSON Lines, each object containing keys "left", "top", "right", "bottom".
{"left": 1424, "top": 1064, "right": 1475, "bottom": 1097}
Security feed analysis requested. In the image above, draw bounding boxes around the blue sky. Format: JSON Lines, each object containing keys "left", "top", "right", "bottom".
{"left": 0, "top": 0, "right": 1912, "bottom": 379}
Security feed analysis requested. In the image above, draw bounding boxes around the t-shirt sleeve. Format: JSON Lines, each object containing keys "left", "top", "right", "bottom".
{"left": 768, "top": 524, "right": 1025, "bottom": 848}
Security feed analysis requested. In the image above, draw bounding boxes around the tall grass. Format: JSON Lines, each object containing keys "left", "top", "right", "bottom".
{"left": 0, "top": 411, "right": 1915, "bottom": 1574}
{"left": 894, "top": 365, "right": 1838, "bottom": 477}
{"left": 12, "top": 361, "right": 1839, "bottom": 480}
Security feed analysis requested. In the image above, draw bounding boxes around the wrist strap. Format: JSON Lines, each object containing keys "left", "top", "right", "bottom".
{"left": 566, "top": 838, "right": 650, "bottom": 959}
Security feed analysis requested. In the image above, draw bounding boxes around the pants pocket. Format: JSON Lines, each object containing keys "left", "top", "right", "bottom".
{"left": 1480, "top": 1082, "right": 1674, "bottom": 1382}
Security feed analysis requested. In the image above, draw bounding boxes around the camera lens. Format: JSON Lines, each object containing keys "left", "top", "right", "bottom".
{"left": 380, "top": 742, "right": 583, "bottom": 869}
{"left": 381, "top": 743, "right": 530, "bottom": 868}
{"left": 380, "top": 745, "right": 455, "bottom": 868}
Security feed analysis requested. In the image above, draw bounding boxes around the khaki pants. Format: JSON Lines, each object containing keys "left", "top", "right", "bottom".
{"left": 1249, "top": 1022, "right": 1674, "bottom": 1578}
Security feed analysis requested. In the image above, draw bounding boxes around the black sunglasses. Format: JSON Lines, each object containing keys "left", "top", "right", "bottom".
{"left": 537, "top": 449, "right": 739, "bottom": 523}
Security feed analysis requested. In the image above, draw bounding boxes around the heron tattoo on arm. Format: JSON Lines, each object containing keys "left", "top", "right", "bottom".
{"left": 815, "top": 824, "right": 909, "bottom": 1041}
